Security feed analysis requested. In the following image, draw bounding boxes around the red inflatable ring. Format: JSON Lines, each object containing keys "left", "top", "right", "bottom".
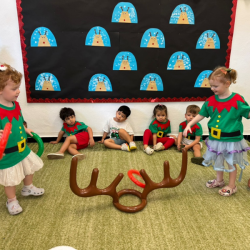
{"left": 127, "top": 169, "right": 145, "bottom": 188}
{"left": 0, "top": 123, "right": 12, "bottom": 160}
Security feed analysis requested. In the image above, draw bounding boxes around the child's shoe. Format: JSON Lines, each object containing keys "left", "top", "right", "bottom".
{"left": 6, "top": 200, "right": 23, "bottom": 215}
{"left": 218, "top": 186, "right": 237, "bottom": 196}
{"left": 191, "top": 157, "right": 204, "bottom": 166}
{"left": 21, "top": 184, "right": 45, "bottom": 196}
{"left": 121, "top": 143, "right": 130, "bottom": 152}
{"left": 129, "top": 141, "right": 137, "bottom": 150}
{"left": 144, "top": 146, "right": 154, "bottom": 155}
{"left": 206, "top": 179, "right": 225, "bottom": 189}
{"left": 72, "top": 154, "right": 85, "bottom": 161}
{"left": 153, "top": 142, "right": 164, "bottom": 151}
{"left": 47, "top": 152, "right": 64, "bottom": 159}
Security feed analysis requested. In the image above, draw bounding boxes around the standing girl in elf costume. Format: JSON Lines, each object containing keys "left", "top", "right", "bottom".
{"left": 0, "top": 64, "right": 44, "bottom": 215}
{"left": 183, "top": 66, "right": 250, "bottom": 196}
{"left": 143, "top": 104, "right": 176, "bottom": 155}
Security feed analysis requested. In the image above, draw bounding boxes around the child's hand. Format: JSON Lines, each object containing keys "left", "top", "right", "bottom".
{"left": 183, "top": 126, "right": 192, "bottom": 137}
{"left": 50, "top": 141, "right": 58, "bottom": 144}
{"left": 177, "top": 143, "right": 181, "bottom": 150}
{"left": 25, "top": 128, "right": 34, "bottom": 137}
{"left": 89, "top": 138, "right": 95, "bottom": 147}
{"left": 0, "top": 130, "right": 3, "bottom": 140}
{"left": 98, "top": 139, "right": 104, "bottom": 144}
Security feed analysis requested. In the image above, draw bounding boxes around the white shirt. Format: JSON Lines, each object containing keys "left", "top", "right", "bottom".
{"left": 103, "top": 117, "right": 134, "bottom": 139}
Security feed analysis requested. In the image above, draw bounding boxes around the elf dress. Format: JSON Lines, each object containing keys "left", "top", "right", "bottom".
{"left": 0, "top": 102, "right": 43, "bottom": 186}
{"left": 199, "top": 93, "right": 250, "bottom": 175}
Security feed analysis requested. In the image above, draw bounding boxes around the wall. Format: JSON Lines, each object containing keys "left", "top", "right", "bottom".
{"left": 0, "top": 0, "right": 250, "bottom": 137}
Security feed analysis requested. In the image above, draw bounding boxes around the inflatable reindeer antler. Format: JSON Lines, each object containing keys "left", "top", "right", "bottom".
{"left": 70, "top": 149, "right": 187, "bottom": 213}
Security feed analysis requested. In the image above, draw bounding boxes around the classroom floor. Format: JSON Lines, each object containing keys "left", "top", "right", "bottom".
{"left": 1, "top": 142, "right": 250, "bottom": 250}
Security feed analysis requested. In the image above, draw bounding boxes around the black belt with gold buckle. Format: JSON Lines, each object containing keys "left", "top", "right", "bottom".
{"left": 4, "top": 146, "right": 18, "bottom": 154}
{"left": 209, "top": 128, "right": 241, "bottom": 137}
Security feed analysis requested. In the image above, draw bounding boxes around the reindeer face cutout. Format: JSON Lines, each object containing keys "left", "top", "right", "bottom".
{"left": 92, "top": 30, "right": 104, "bottom": 46}
{"left": 31, "top": 27, "right": 57, "bottom": 47}
{"left": 177, "top": 9, "right": 189, "bottom": 24}
{"left": 112, "top": 3, "right": 138, "bottom": 23}
{"left": 170, "top": 4, "right": 194, "bottom": 24}
{"left": 119, "top": 7, "right": 131, "bottom": 23}
{"left": 146, "top": 78, "right": 158, "bottom": 91}
{"left": 174, "top": 55, "right": 185, "bottom": 70}
{"left": 38, "top": 31, "right": 51, "bottom": 47}
{"left": 42, "top": 76, "right": 54, "bottom": 91}
{"left": 119, "top": 56, "right": 131, "bottom": 70}
{"left": 167, "top": 52, "right": 191, "bottom": 70}
{"left": 95, "top": 77, "right": 107, "bottom": 91}
{"left": 201, "top": 77, "right": 210, "bottom": 88}
{"left": 141, "top": 29, "right": 165, "bottom": 48}
{"left": 147, "top": 32, "right": 159, "bottom": 48}
{"left": 204, "top": 35, "right": 215, "bottom": 49}
{"left": 113, "top": 52, "right": 137, "bottom": 70}
{"left": 194, "top": 70, "right": 213, "bottom": 88}
{"left": 196, "top": 31, "right": 220, "bottom": 49}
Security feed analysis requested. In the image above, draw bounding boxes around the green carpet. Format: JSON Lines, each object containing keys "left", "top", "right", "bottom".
{"left": 1, "top": 142, "right": 250, "bottom": 250}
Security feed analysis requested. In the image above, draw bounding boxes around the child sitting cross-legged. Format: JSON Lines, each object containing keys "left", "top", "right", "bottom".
{"left": 175, "top": 105, "right": 203, "bottom": 165}
{"left": 99, "top": 105, "right": 137, "bottom": 151}
{"left": 47, "top": 107, "right": 95, "bottom": 160}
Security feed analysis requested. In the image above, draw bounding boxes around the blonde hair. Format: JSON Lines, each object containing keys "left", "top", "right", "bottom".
{"left": 209, "top": 66, "right": 237, "bottom": 84}
{"left": 186, "top": 105, "right": 200, "bottom": 115}
{"left": 0, "top": 63, "right": 22, "bottom": 90}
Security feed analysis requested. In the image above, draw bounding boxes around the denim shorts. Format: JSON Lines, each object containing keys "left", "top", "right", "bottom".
{"left": 112, "top": 138, "right": 126, "bottom": 145}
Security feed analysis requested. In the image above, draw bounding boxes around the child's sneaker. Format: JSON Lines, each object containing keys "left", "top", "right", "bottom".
{"left": 206, "top": 179, "right": 225, "bottom": 189}
{"left": 121, "top": 143, "right": 130, "bottom": 152}
{"left": 72, "top": 154, "right": 85, "bottom": 161}
{"left": 47, "top": 152, "right": 64, "bottom": 159}
{"left": 21, "top": 185, "right": 45, "bottom": 196}
{"left": 191, "top": 157, "right": 204, "bottom": 166}
{"left": 153, "top": 142, "right": 164, "bottom": 151}
{"left": 6, "top": 200, "right": 23, "bottom": 215}
{"left": 144, "top": 146, "right": 154, "bottom": 155}
{"left": 129, "top": 141, "right": 137, "bottom": 150}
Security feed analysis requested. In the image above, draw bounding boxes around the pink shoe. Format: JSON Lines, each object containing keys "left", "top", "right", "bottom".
{"left": 206, "top": 179, "right": 225, "bottom": 189}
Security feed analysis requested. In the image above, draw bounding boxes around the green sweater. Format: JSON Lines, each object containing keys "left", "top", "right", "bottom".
{"left": 199, "top": 93, "right": 250, "bottom": 142}
{"left": 0, "top": 102, "right": 30, "bottom": 170}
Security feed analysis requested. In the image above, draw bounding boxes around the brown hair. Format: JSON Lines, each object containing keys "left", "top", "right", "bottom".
{"left": 153, "top": 104, "right": 168, "bottom": 117}
{"left": 0, "top": 63, "right": 22, "bottom": 90}
{"left": 209, "top": 66, "right": 237, "bottom": 84}
{"left": 186, "top": 105, "right": 200, "bottom": 115}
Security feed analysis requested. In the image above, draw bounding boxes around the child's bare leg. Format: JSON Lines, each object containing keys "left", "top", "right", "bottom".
{"left": 4, "top": 186, "right": 16, "bottom": 199}
{"left": 68, "top": 144, "right": 81, "bottom": 156}
{"left": 58, "top": 135, "right": 78, "bottom": 154}
{"left": 23, "top": 174, "right": 33, "bottom": 185}
{"left": 118, "top": 129, "right": 132, "bottom": 143}
{"left": 104, "top": 139, "right": 122, "bottom": 150}
{"left": 228, "top": 164, "right": 237, "bottom": 189}
{"left": 217, "top": 171, "right": 224, "bottom": 182}
{"left": 193, "top": 144, "right": 201, "bottom": 157}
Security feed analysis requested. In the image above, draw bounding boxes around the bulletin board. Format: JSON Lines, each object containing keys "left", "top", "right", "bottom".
{"left": 17, "top": 0, "right": 237, "bottom": 103}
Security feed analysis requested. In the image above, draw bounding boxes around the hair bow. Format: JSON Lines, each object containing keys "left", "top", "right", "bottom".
{"left": 0, "top": 65, "right": 7, "bottom": 71}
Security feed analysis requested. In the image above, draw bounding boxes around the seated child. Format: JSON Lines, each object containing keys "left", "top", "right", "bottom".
{"left": 99, "top": 105, "right": 137, "bottom": 151}
{"left": 175, "top": 105, "right": 203, "bottom": 165}
{"left": 143, "top": 104, "right": 176, "bottom": 155}
{"left": 47, "top": 107, "right": 95, "bottom": 160}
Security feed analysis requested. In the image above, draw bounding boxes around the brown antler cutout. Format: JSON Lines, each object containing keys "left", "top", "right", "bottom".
{"left": 70, "top": 149, "right": 187, "bottom": 213}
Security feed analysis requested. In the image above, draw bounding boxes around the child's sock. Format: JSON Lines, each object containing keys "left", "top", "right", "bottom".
{"left": 7, "top": 196, "right": 17, "bottom": 204}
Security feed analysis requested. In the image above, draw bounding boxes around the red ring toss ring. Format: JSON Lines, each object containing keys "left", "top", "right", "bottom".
{"left": 0, "top": 123, "right": 12, "bottom": 160}
{"left": 127, "top": 169, "right": 145, "bottom": 188}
